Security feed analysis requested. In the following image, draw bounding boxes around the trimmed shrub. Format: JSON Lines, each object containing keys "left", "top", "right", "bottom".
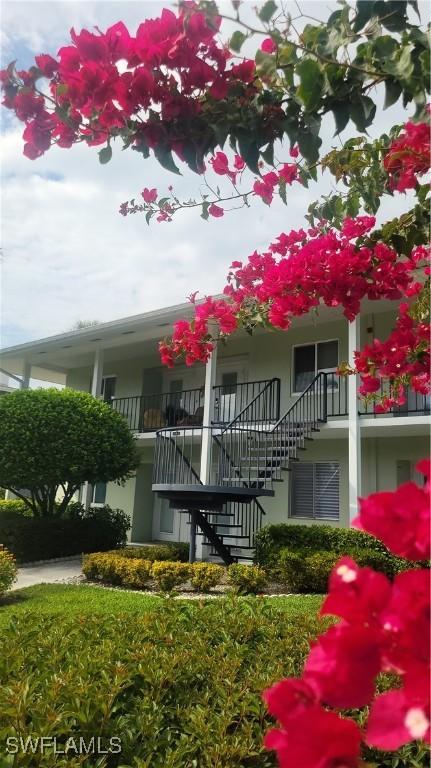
{"left": 0, "top": 545, "right": 17, "bottom": 595}
{"left": 277, "top": 546, "right": 405, "bottom": 593}
{"left": 83, "top": 553, "right": 152, "bottom": 589}
{"left": 0, "top": 606, "right": 423, "bottom": 767}
{"left": 254, "top": 523, "right": 419, "bottom": 578}
{"left": 115, "top": 542, "right": 189, "bottom": 562}
{"left": 227, "top": 564, "right": 267, "bottom": 594}
{"left": 0, "top": 505, "right": 130, "bottom": 563}
{"left": 151, "top": 561, "right": 192, "bottom": 592}
{"left": 0, "top": 499, "right": 32, "bottom": 518}
{"left": 190, "top": 563, "right": 224, "bottom": 593}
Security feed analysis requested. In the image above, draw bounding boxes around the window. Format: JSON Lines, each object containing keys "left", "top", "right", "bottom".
{"left": 220, "top": 371, "right": 238, "bottom": 422}
{"left": 101, "top": 376, "right": 116, "bottom": 403}
{"left": 292, "top": 340, "right": 338, "bottom": 393}
{"left": 290, "top": 462, "right": 340, "bottom": 520}
{"left": 92, "top": 482, "right": 107, "bottom": 506}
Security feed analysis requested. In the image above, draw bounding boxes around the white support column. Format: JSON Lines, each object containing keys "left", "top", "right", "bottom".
{"left": 21, "top": 361, "right": 31, "bottom": 389}
{"left": 91, "top": 348, "right": 104, "bottom": 397}
{"left": 199, "top": 344, "right": 218, "bottom": 483}
{"left": 348, "top": 316, "right": 362, "bottom": 524}
{"left": 83, "top": 349, "right": 105, "bottom": 509}
{"left": 195, "top": 342, "right": 218, "bottom": 560}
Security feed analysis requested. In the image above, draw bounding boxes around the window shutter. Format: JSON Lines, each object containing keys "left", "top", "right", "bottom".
{"left": 290, "top": 462, "right": 339, "bottom": 520}
{"left": 291, "top": 463, "right": 314, "bottom": 518}
{"left": 314, "top": 463, "right": 339, "bottom": 520}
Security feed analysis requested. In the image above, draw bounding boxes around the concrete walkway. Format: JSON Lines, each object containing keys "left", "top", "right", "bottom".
{"left": 12, "top": 558, "right": 83, "bottom": 591}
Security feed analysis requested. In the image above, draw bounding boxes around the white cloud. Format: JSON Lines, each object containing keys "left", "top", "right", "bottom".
{"left": 0, "top": 0, "right": 425, "bottom": 346}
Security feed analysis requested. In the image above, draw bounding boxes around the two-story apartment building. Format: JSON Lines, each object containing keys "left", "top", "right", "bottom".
{"left": 1, "top": 298, "right": 429, "bottom": 561}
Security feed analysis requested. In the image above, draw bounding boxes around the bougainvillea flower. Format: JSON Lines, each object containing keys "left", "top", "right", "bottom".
{"left": 141, "top": 187, "right": 158, "bottom": 203}
{"left": 304, "top": 624, "right": 381, "bottom": 708}
{"left": 261, "top": 37, "right": 277, "bottom": 53}
{"left": 321, "top": 556, "right": 391, "bottom": 625}
{"left": 265, "top": 706, "right": 361, "bottom": 768}
{"left": 263, "top": 678, "right": 317, "bottom": 726}
{"left": 208, "top": 203, "right": 224, "bottom": 218}
{"left": 366, "top": 688, "right": 430, "bottom": 749}
{"left": 355, "top": 480, "right": 430, "bottom": 560}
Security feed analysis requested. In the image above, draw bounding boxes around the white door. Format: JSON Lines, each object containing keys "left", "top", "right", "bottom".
{"left": 152, "top": 496, "right": 192, "bottom": 543}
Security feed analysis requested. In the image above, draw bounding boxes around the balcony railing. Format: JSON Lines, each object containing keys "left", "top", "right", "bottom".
{"left": 112, "top": 387, "right": 204, "bottom": 432}
{"left": 213, "top": 378, "right": 281, "bottom": 424}
{"left": 358, "top": 385, "right": 430, "bottom": 417}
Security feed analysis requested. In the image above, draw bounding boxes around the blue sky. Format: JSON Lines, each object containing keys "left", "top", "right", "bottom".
{"left": 0, "top": 0, "right": 425, "bottom": 348}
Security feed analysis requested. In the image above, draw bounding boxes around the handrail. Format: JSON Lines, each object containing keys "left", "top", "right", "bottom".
{"left": 221, "top": 377, "right": 281, "bottom": 434}
{"left": 271, "top": 372, "right": 327, "bottom": 431}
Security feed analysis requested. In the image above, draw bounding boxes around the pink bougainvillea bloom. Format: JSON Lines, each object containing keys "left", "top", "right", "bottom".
{"left": 35, "top": 53, "right": 59, "bottom": 77}
{"left": 263, "top": 678, "right": 317, "bottom": 726}
{"left": 355, "top": 479, "right": 430, "bottom": 560}
{"left": 289, "top": 144, "right": 299, "bottom": 158}
{"left": 341, "top": 215, "right": 376, "bottom": 238}
{"left": 261, "top": 37, "right": 277, "bottom": 53}
{"left": 321, "top": 556, "right": 391, "bottom": 625}
{"left": 264, "top": 707, "right": 361, "bottom": 768}
{"left": 141, "top": 187, "right": 158, "bottom": 203}
{"left": 278, "top": 163, "right": 298, "bottom": 185}
{"left": 233, "top": 154, "right": 245, "bottom": 171}
{"left": 210, "top": 151, "right": 229, "bottom": 175}
{"left": 304, "top": 624, "right": 381, "bottom": 708}
{"left": 208, "top": 203, "right": 224, "bottom": 218}
{"left": 366, "top": 688, "right": 430, "bottom": 750}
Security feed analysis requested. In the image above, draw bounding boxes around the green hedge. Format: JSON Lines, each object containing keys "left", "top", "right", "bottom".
{"left": 114, "top": 542, "right": 189, "bottom": 562}
{"left": 0, "top": 506, "right": 130, "bottom": 563}
{"left": 0, "top": 605, "right": 427, "bottom": 768}
{"left": 254, "top": 523, "right": 416, "bottom": 576}
{"left": 0, "top": 499, "right": 32, "bottom": 518}
{"left": 278, "top": 547, "right": 402, "bottom": 593}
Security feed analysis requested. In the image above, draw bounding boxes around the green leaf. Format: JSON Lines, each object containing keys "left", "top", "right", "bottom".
{"left": 237, "top": 134, "right": 260, "bottom": 173}
{"left": 278, "top": 178, "right": 287, "bottom": 205}
{"left": 229, "top": 31, "right": 247, "bottom": 53}
{"left": 98, "top": 145, "right": 112, "bottom": 165}
{"left": 154, "top": 145, "right": 181, "bottom": 175}
{"left": 332, "top": 103, "right": 350, "bottom": 135}
{"left": 297, "top": 131, "right": 322, "bottom": 164}
{"left": 383, "top": 79, "right": 402, "bottom": 109}
{"left": 353, "top": 1, "right": 376, "bottom": 32}
{"left": 258, "top": 0, "right": 277, "bottom": 23}
{"left": 145, "top": 211, "right": 153, "bottom": 226}
{"left": 255, "top": 49, "right": 277, "bottom": 79}
{"left": 350, "top": 96, "right": 376, "bottom": 132}
{"left": 201, "top": 202, "right": 210, "bottom": 221}
{"left": 260, "top": 143, "right": 274, "bottom": 166}
{"left": 296, "top": 59, "right": 324, "bottom": 112}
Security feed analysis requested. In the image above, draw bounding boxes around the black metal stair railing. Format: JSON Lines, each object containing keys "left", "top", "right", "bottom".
{"left": 213, "top": 378, "right": 281, "bottom": 424}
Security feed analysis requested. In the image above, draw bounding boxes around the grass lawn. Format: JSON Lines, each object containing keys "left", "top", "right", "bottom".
{"left": 0, "top": 583, "right": 324, "bottom": 628}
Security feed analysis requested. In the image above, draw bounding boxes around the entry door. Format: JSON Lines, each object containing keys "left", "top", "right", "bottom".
{"left": 218, "top": 371, "right": 238, "bottom": 422}
{"left": 152, "top": 495, "right": 181, "bottom": 541}
{"left": 101, "top": 376, "right": 116, "bottom": 403}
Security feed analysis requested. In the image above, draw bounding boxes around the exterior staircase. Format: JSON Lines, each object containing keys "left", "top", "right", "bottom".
{"left": 152, "top": 373, "right": 329, "bottom": 563}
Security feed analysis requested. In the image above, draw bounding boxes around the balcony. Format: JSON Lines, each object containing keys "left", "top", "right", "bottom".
{"left": 359, "top": 386, "right": 430, "bottom": 418}
{"left": 112, "top": 379, "right": 281, "bottom": 432}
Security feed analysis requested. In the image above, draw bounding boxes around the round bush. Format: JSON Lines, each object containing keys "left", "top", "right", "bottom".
{"left": 0, "top": 545, "right": 17, "bottom": 595}
{"left": 227, "top": 564, "right": 267, "bottom": 595}
{"left": 190, "top": 563, "right": 224, "bottom": 593}
{"left": 151, "top": 561, "right": 192, "bottom": 592}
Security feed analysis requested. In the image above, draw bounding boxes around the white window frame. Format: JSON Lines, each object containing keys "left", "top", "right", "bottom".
{"left": 291, "top": 339, "right": 339, "bottom": 396}
{"left": 91, "top": 482, "right": 107, "bottom": 507}
{"left": 289, "top": 461, "right": 340, "bottom": 521}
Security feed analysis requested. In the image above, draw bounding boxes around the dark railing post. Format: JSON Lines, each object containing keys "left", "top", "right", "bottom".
{"left": 189, "top": 511, "right": 197, "bottom": 563}
{"left": 322, "top": 373, "right": 328, "bottom": 422}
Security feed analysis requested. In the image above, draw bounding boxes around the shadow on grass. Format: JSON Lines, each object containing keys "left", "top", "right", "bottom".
{"left": 0, "top": 592, "right": 29, "bottom": 607}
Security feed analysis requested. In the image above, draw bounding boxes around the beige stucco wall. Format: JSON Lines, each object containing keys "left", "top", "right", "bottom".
{"left": 362, "top": 435, "right": 429, "bottom": 495}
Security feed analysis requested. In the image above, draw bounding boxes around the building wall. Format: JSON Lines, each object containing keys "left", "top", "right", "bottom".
{"left": 362, "top": 435, "right": 429, "bottom": 495}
